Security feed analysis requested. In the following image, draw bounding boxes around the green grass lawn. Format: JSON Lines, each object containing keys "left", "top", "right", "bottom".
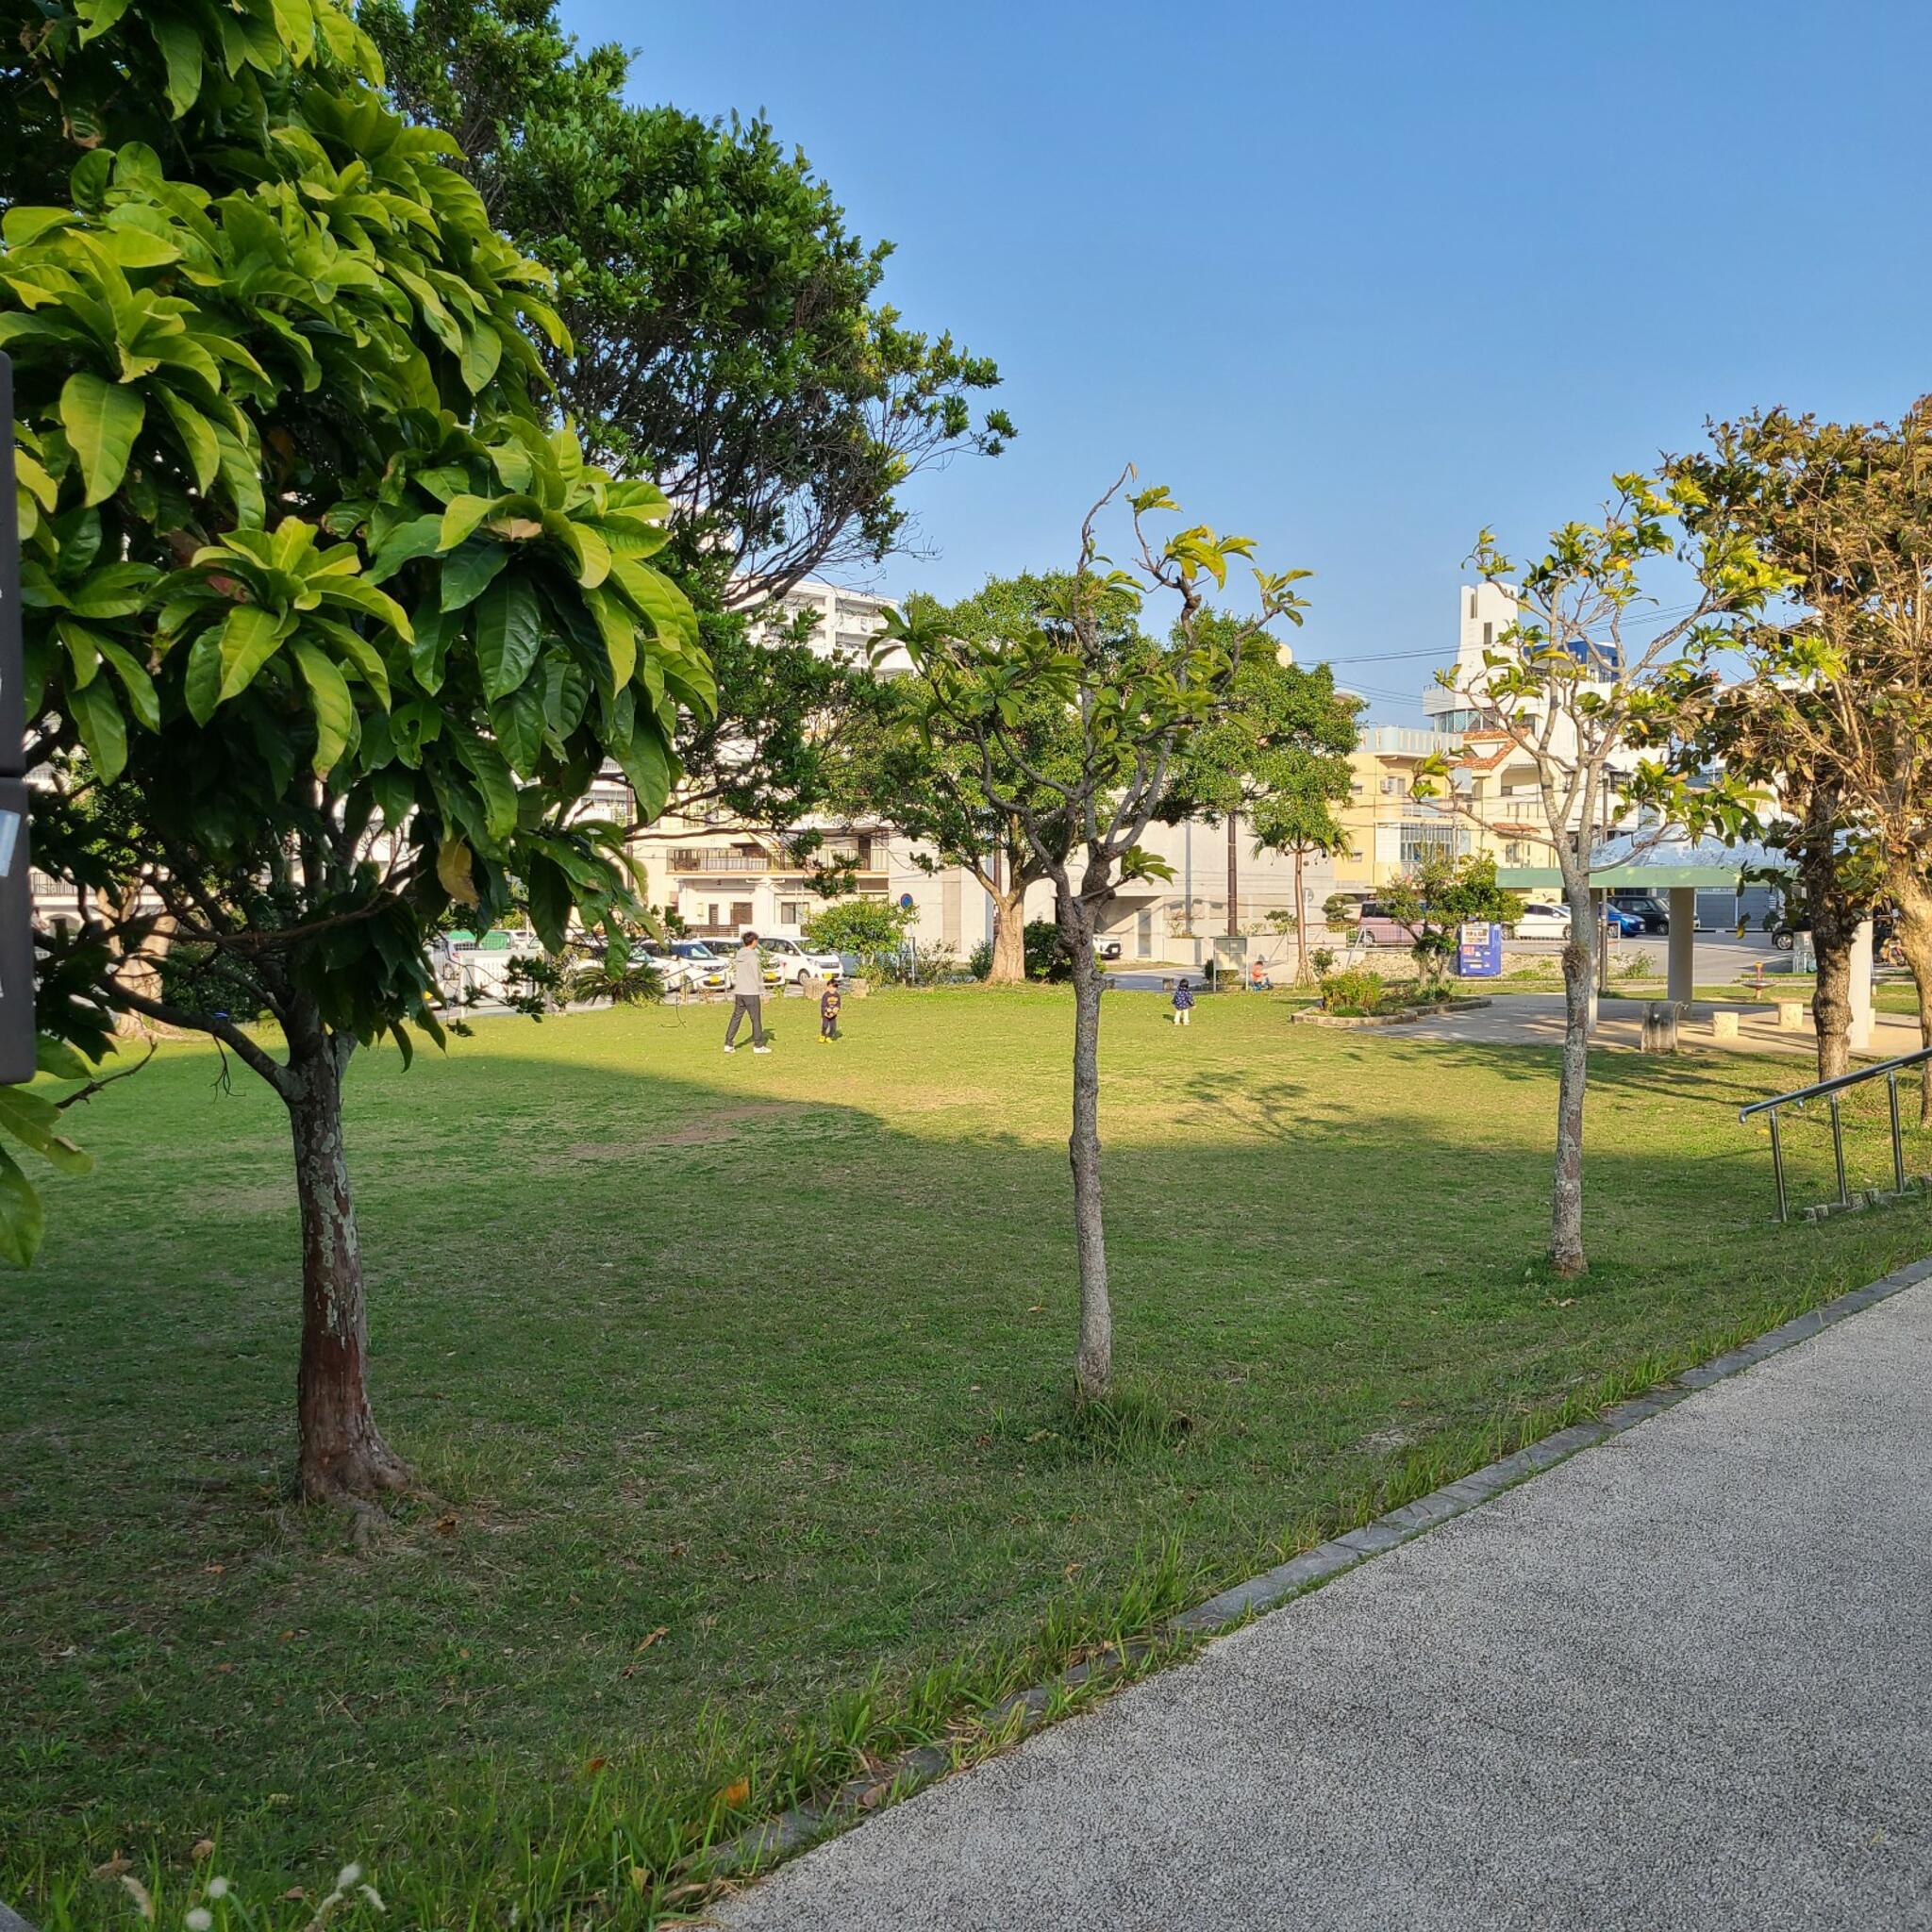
{"left": 6, "top": 988, "right": 1931, "bottom": 1924}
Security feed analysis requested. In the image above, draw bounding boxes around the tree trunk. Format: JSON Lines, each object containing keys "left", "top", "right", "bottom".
{"left": 1812, "top": 932, "right": 1854, "bottom": 1082}
{"left": 1060, "top": 892, "right": 1112, "bottom": 1401}
{"left": 1225, "top": 813, "right": 1239, "bottom": 936}
{"left": 1292, "top": 845, "right": 1308, "bottom": 984}
{"left": 1888, "top": 860, "right": 1932, "bottom": 1124}
{"left": 288, "top": 1033, "right": 408, "bottom": 1503}
{"left": 1797, "top": 804, "right": 1855, "bottom": 1083}
{"left": 1550, "top": 871, "right": 1593, "bottom": 1277}
{"left": 987, "top": 883, "right": 1029, "bottom": 985}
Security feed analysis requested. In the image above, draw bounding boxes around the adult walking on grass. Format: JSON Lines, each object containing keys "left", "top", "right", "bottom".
{"left": 724, "top": 933, "right": 772, "bottom": 1054}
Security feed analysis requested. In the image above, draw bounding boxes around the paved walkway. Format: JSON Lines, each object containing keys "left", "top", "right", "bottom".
{"left": 717, "top": 1270, "right": 1932, "bottom": 1931}
{"left": 1389, "top": 989, "right": 1924, "bottom": 1063}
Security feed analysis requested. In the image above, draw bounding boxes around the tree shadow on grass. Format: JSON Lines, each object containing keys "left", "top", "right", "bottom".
{"left": 8, "top": 1024, "right": 1932, "bottom": 1890}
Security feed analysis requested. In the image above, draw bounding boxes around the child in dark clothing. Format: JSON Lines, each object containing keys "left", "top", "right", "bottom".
{"left": 819, "top": 981, "right": 842, "bottom": 1042}
{"left": 1171, "top": 977, "right": 1194, "bottom": 1026}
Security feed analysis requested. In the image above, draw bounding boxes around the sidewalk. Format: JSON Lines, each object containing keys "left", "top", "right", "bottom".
{"left": 1392, "top": 989, "right": 1924, "bottom": 1062}
{"left": 716, "top": 1265, "right": 1932, "bottom": 1931}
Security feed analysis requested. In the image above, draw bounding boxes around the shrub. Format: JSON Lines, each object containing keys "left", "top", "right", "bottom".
{"left": 967, "top": 940, "right": 993, "bottom": 981}
{"left": 1323, "top": 892, "right": 1357, "bottom": 932}
{"left": 1308, "top": 945, "right": 1337, "bottom": 978}
{"left": 1024, "top": 918, "right": 1070, "bottom": 982}
{"left": 1318, "top": 967, "right": 1385, "bottom": 1015}
{"left": 803, "top": 898, "right": 917, "bottom": 974}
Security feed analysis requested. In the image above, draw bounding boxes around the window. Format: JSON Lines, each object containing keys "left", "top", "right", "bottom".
{"left": 1398, "top": 821, "right": 1470, "bottom": 868}
{"left": 1468, "top": 591, "right": 1476, "bottom": 619}
{"left": 1482, "top": 622, "right": 1493, "bottom": 648}
{"left": 778, "top": 899, "right": 810, "bottom": 925}
{"left": 1380, "top": 776, "right": 1401, "bottom": 795}
{"left": 730, "top": 901, "right": 755, "bottom": 929}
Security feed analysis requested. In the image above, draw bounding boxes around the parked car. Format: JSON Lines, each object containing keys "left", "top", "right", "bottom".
{"left": 759, "top": 935, "right": 844, "bottom": 985}
{"left": 432, "top": 928, "right": 543, "bottom": 1000}
{"left": 1350, "top": 902, "right": 1420, "bottom": 947}
{"left": 636, "top": 939, "right": 708, "bottom": 993}
{"left": 1608, "top": 892, "right": 1672, "bottom": 934}
{"left": 1094, "top": 936, "right": 1124, "bottom": 961}
{"left": 1602, "top": 902, "right": 1646, "bottom": 938}
{"left": 1510, "top": 901, "right": 1573, "bottom": 941}
{"left": 668, "top": 940, "right": 730, "bottom": 991}
{"left": 1773, "top": 910, "right": 1894, "bottom": 952}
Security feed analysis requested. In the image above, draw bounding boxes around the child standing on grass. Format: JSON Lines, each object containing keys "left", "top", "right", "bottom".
{"left": 819, "top": 979, "right": 842, "bottom": 1043}
{"left": 1171, "top": 977, "right": 1194, "bottom": 1027}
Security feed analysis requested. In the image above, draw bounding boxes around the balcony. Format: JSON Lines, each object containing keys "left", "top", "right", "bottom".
{"left": 669, "top": 843, "right": 882, "bottom": 876}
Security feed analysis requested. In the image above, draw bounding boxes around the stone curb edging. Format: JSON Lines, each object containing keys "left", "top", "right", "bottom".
{"left": 1291, "top": 996, "right": 1493, "bottom": 1029}
{"left": 707, "top": 1251, "right": 1932, "bottom": 1880}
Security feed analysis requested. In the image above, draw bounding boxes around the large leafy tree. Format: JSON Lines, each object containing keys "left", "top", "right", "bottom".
{"left": 833, "top": 575, "right": 1103, "bottom": 983}
{"left": 1160, "top": 628, "right": 1356, "bottom": 958}
{"left": 1143, "top": 610, "right": 1329, "bottom": 935}
{"left": 363, "top": 0, "right": 1011, "bottom": 855}
{"left": 1669, "top": 403, "right": 1932, "bottom": 1106}
{"left": 880, "top": 477, "right": 1307, "bottom": 1399}
{"left": 1, "top": 0, "right": 707, "bottom": 1503}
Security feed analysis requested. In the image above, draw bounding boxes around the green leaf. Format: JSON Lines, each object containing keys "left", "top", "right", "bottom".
{"left": 0, "top": 1146, "right": 45, "bottom": 1267}
{"left": 437, "top": 836, "right": 479, "bottom": 907}
{"left": 0, "top": 1086, "right": 93, "bottom": 1174}
{"left": 58, "top": 373, "right": 145, "bottom": 508}
{"left": 366, "top": 514, "right": 445, "bottom": 585}
{"left": 289, "top": 638, "right": 356, "bottom": 776}
{"left": 151, "top": 14, "right": 204, "bottom": 115}
{"left": 475, "top": 575, "right": 542, "bottom": 702}
{"left": 35, "top": 1035, "right": 94, "bottom": 1082}
{"left": 439, "top": 539, "right": 509, "bottom": 613}
{"left": 582, "top": 586, "right": 636, "bottom": 690}
{"left": 218, "top": 604, "right": 290, "bottom": 702}
{"left": 458, "top": 323, "right": 503, "bottom": 396}
{"left": 183, "top": 628, "right": 224, "bottom": 724}
{"left": 69, "top": 680, "right": 128, "bottom": 780}
{"left": 453, "top": 735, "right": 518, "bottom": 843}
{"left": 490, "top": 680, "right": 546, "bottom": 776}
{"left": 438, "top": 495, "right": 497, "bottom": 552}
{"left": 155, "top": 387, "right": 221, "bottom": 494}
{"left": 611, "top": 718, "right": 675, "bottom": 821}
{"left": 526, "top": 855, "right": 571, "bottom": 953}
{"left": 97, "top": 639, "right": 160, "bottom": 732}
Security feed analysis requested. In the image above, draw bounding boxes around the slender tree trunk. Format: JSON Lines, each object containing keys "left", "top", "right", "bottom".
{"left": 1550, "top": 869, "right": 1593, "bottom": 1277}
{"left": 1060, "top": 891, "right": 1111, "bottom": 1401}
{"left": 1812, "top": 933, "right": 1855, "bottom": 1082}
{"left": 1888, "top": 861, "right": 1932, "bottom": 1124}
{"left": 288, "top": 1030, "right": 407, "bottom": 1503}
{"left": 1292, "top": 846, "right": 1308, "bottom": 984}
{"left": 987, "top": 883, "right": 1029, "bottom": 985}
{"left": 1225, "top": 813, "right": 1239, "bottom": 936}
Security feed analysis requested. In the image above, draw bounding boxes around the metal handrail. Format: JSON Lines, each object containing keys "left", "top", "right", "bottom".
{"left": 1738, "top": 1044, "right": 1932, "bottom": 1223}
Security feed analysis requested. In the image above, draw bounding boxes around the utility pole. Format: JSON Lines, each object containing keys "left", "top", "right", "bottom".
{"left": 0, "top": 354, "right": 34, "bottom": 1084}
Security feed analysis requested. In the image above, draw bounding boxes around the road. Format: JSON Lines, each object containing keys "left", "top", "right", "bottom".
{"left": 716, "top": 1267, "right": 1932, "bottom": 1932}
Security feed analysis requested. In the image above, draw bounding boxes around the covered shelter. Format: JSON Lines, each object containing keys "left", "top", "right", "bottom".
{"left": 1496, "top": 836, "right": 1790, "bottom": 1015}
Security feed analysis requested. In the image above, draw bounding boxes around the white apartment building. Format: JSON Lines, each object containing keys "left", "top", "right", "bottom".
{"left": 644, "top": 580, "right": 1336, "bottom": 963}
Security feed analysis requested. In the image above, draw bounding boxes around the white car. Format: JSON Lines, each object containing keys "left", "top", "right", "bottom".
{"left": 667, "top": 940, "right": 731, "bottom": 992}
{"left": 759, "top": 936, "right": 843, "bottom": 985}
{"left": 636, "top": 939, "right": 708, "bottom": 993}
{"left": 1510, "top": 901, "right": 1573, "bottom": 941}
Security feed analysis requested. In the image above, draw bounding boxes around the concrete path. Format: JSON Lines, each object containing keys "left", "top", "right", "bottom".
{"left": 1385, "top": 988, "right": 1924, "bottom": 1063}
{"left": 716, "top": 1272, "right": 1932, "bottom": 1931}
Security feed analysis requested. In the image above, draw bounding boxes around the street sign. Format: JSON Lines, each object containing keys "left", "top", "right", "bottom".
{"left": 1457, "top": 920, "right": 1503, "bottom": 978}
{"left": 0, "top": 352, "right": 36, "bottom": 1082}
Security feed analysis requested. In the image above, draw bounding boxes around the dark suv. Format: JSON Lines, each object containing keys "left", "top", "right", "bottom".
{"left": 1608, "top": 892, "right": 1672, "bottom": 934}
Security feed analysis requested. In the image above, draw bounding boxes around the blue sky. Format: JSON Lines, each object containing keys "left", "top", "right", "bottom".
{"left": 574, "top": 0, "right": 1932, "bottom": 720}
